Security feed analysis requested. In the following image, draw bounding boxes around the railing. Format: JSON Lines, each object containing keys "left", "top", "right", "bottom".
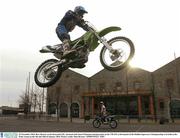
{"left": 0, "top": 114, "right": 18, "bottom": 120}
{"left": 1, "top": 114, "right": 180, "bottom": 124}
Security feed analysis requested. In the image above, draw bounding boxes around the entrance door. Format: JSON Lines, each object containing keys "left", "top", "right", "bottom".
{"left": 94, "top": 96, "right": 138, "bottom": 117}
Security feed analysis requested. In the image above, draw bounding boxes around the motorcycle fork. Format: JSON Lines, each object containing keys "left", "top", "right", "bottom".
{"left": 89, "top": 28, "right": 114, "bottom": 53}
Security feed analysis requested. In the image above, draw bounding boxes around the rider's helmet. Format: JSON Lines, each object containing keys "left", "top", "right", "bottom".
{"left": 100, "top": 101, "right": 104, "bottom": 104}
{"left": 74, "top": 6, "right": 88, "bottom": 17}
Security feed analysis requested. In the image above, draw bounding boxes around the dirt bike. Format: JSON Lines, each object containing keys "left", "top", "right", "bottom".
{"left": 93, "top": 115, "right": 118, "bottom": 129}
{"left": 34, "top": 21, "right": 135, "bottom": 87}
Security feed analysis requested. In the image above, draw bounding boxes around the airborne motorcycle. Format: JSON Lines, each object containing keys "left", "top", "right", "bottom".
{"left": 34, "top": 21, "right": 135, "bottom": 87}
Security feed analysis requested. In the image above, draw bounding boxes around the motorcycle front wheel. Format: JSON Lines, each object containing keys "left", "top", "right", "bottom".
{"left": 100, "top": 37, "right": 135, "bottom": 71}
{"left": 109, "top": 120, "right": 118, "bottom": 129}
{"left": 93, "top": 119, "right": 101, "bottom": 128}
{"left": 34, "top": 59, "right": 62, "bottom": 87}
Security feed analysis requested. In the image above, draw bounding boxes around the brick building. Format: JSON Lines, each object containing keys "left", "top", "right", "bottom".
{"left": 153, "top": 57, "right": 180, "bottom": 119}
{"left": 47, "top": 57, "right": 180, "bottom": 120}
{"left": 0, "top": 106, "right": 24, "bottom": 115}
{"left": 47, "top": 69, "right": 88, "bottom": 118}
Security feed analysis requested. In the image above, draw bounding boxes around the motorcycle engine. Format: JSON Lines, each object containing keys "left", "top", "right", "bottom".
{"left": 54, "top": 53, "right": 62, "bottom": 59}
{"left": 77, "top": 45, "right": 90, "bottom": 63}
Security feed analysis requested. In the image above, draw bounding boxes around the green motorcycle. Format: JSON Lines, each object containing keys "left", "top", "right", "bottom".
{"left": 34, "top": 21, "right": 135, "bottom": 87}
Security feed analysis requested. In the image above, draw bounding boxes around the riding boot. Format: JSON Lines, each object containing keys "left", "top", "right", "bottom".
{"left": 62, "top": 39, "right": 76, "bottom": 57}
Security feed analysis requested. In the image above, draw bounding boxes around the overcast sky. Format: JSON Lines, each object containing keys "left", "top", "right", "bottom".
{"left": 0, "top": 0, "right": 180, "bottom": 107}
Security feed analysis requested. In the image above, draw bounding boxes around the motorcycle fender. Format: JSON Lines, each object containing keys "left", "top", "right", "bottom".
{"left": 89, "top": 26, "right": 121, "bottom": 51}
{"left": 98, "top": 26, "right": 121, "bottom": 37}
{"left": 95, "top": 116, "right": 101, "bottom": 120}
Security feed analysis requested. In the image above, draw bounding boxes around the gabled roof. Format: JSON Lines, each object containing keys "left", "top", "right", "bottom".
{"left": 89, "top": 66, "right": 151, "bottom": 78}
{"left": 69, "top": 57, "right": 180, "bottom": 77}
{"left": 153, "top": 56, "right": 180, "bottom": 72}
{"left": 66, "top": 69, "right": 89, "bottom": 78}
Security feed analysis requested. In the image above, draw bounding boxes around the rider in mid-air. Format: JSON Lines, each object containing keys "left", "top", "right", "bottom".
{"left": 56, "top": 6, "right": 88, "bottom": 57}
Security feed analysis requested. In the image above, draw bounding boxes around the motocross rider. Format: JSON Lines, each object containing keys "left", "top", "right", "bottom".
{"left": 100, "top": 101, "right": 107, "bottom": 122}
{"left": 56, "top": 6, "right": 88, "bottom": 57}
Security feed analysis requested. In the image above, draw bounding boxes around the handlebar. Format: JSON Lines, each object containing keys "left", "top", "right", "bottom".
{"left": 85, "top": 21, "right": 98, "bottom": 32}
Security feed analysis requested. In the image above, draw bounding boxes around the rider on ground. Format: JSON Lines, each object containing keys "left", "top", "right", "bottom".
{"left": 100, "top": 101, "right": 107, "bottom": 121}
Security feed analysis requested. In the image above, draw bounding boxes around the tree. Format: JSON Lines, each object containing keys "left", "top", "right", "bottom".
{"left": 18, "top": 91, "right": 32, "bottom": 114}
{"left": 18, "top": 84, "right": 46, "bottom": 114}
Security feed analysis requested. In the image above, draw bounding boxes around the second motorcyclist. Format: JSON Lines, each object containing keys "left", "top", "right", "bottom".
{"left": 100, "top": 101, "right": 107, "bottom": 122}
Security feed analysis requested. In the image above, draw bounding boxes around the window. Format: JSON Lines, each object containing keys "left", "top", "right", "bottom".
{"left": 141, "top": 96, "right": 150, "bottom": 115}
{"left": 134, "top": 81, "right": 143, "bottom": 90}
{"left": 99, "top": 83, "right": 106, "bottom": 92}
{"left": 74, "top": 85, "right": 80, "bottom": 94}
{"left": 171, "top": 100, "right": 180, "bottom": 118}
{"left": 159, "top": 100, "right": 164, "bottom": 110}
{"left": 166, "top": 79, "right": 174, "bottom": 90}
{"left": 48, "top": 103, "right": 57, "bottom": 114}
{"left": 55, "top": 87, "right": 61, "bottom": 98}
{"left": 114, "top": 82, "right": 123, "bottom": 92}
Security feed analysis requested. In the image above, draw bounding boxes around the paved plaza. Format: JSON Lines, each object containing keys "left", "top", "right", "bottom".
{"left": 0, "top": 117, "right": 180, "bottom": 132}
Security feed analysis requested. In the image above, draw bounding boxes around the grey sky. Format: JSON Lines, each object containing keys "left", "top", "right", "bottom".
{"left": 0, "top": 0, "right": 180, "bottom": 107}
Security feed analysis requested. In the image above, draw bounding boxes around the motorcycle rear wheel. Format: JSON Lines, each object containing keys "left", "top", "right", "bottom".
{"left": 34, "top": 59, "right": 62, "bottom": 87}
{"left": 100, "top": 36, "right": 135, "bottom": 71}
{"left": 93, "top": 119, "right": 101, "bottom": 128}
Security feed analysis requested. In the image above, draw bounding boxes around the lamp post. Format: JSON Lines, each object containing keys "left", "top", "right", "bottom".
{"left": 125, "top": 66, "right": 130, "bottom": 122}
{"left": 56, "top": 87, "right": 60, "bottom": 122}
{"left": 151, "top": 73, "right": 157, "bottom": 122}
{"left": 166, "top": 79, "right": 174, "bottom": 123}
{"left": 34, "top": 94, "right": 37, "bottom": 113}
{"left": 66, "top": 74, "right": 73, "bottom": 123}
{"left": 167, "top": 87, "right": 174, "bottom": 123}
{"left": 70, "top": 86, "right": 72, "bottom": 123}
{"left": 42, "top": 87, "right": 45, "bottom": 114}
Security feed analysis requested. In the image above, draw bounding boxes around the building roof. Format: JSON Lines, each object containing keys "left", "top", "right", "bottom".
{"left": 0, "top": 106, "right": 23, "bottom": 111}
{"left": 68, "top": 57, "right": 180, "bottom": 77}
{"left": 67, "top": 69, "right": 89, "bottom": 78}
{"left": 153, "top": 56, "right": 180, "bottom": 72}
{"left": 89, "top": 66, "right": 151, "bottom": 78}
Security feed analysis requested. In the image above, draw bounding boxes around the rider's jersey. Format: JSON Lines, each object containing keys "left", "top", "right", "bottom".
{"left": 101, "top": 105, "right": 107, "bottom": 116}
{"left": 57, "top": 10, "right": 88, "bottom": 32}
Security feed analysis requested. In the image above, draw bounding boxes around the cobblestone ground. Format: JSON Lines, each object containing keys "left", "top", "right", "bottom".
{"left": 0, "top": 118, "right": 180, "bottom": 132}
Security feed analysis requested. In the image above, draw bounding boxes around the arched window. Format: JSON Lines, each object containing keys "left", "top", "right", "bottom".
{"left": 48, "top": 103, "right": 56, "bottom": 114}
{"left": 171, "top": 100, "right": 180, "bottom": 118}
{"left": 71, "top": 103, "right": 79, "bottom": 118}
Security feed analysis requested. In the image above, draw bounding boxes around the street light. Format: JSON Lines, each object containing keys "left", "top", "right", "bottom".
{"left": 70, "top": 86, "right": 73, "bottom": 123}
{"left": 34, "top": 94, "right": 37, "bottom": 113}
{"left": 166, "top": 79, "right": 174, "bottom": 123}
